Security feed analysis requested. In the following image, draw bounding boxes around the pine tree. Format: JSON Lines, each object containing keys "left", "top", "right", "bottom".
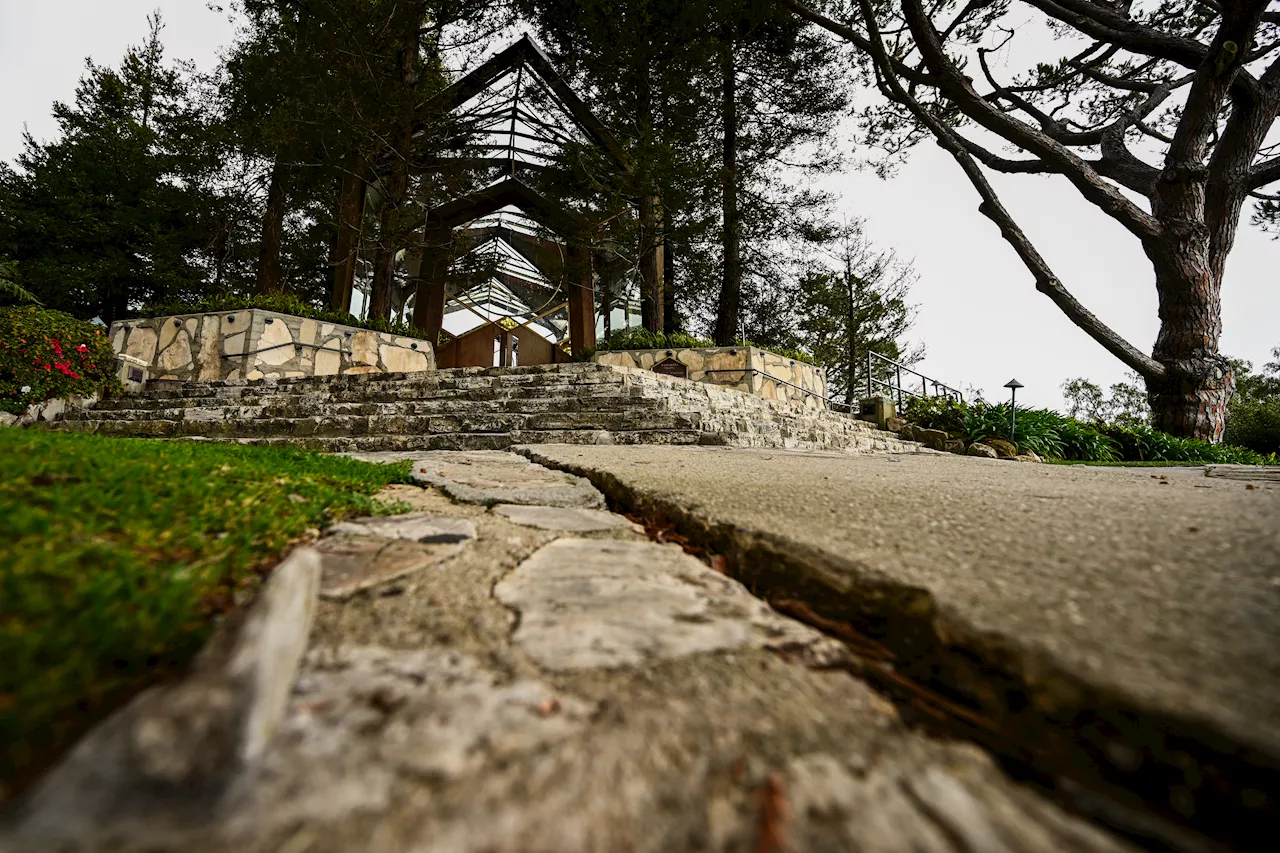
{"left": 708, "top": 0, "right": 849, "bottom": 345}
{"left": 521, "top": 0, "right": 719, "bottom": 334}
{"left": 0, "top": 14, "right": 217, "bottom": 323}
{"left": 795, "top": 222, "right": 921, "bottom": 406}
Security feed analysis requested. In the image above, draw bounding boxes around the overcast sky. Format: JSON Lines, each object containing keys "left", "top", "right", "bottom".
{"left": 2, "top": 0, "right": 1276, "bottom": 410}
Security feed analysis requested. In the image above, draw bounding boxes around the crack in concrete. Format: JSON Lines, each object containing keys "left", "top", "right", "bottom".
{"left": 514, "top": 446, "right": 1272, "bottom": 853}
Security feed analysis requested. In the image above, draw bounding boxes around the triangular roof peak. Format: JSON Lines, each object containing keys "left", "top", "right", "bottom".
{"left": 427, "top": 34, "right": 630, "bottom": 172}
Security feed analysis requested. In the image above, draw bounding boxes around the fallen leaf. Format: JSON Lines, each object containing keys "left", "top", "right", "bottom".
{"left": 753, "top": 771, "right": 790, "bottom": 853}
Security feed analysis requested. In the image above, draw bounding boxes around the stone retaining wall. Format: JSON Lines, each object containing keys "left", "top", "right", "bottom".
{"left": 592, "top": 346, "right": 827, "bottom": 408}
{"left": 108, "top": 310, "right": 435, "bottom": 382}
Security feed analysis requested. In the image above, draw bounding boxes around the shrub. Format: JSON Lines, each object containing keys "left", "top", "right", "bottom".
{"left": 899, "top": 392, "right": 1274, "bottom": 464}
{"left": 1224, "top": 397, "right": 1280, "bottom": 455}
{"left": 901, "top": 396, "right": 967, "bottom": 434}
{"left": 138, "top": 292, "right": 439, "bottom": 343}
{"left": 1054, "top": 418, "right": 1121, "bottom": 462}
{"left": 963, "top": 402, "right": 1068, "bottom": 460}
{"left": 0, "top": 307, "right": 122, "bottom": 414}
{"left": 1097, "top": 422, "right": 1276, "bottom": 465}
{"left": 591, "top": 327, "right": 816, "bottom": 365}
{"left": 0, "top": 261, "right": 40, "bottom": 307}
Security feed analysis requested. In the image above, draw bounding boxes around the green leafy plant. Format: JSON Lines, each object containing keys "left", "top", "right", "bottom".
{"left": 1, "top": 307, "right": 123, "bottom": 414}
{"left": 1097, "top": 423, "right": 1276, "bottom": 465}
{"left": 900, "top": 393, "right": 1273, "bottom": 464}
{"left": 901, "top": 396, "right": 967, "bottom": 434}
{"left": 962, "top": 402, "right": 1068, "bottom": 460}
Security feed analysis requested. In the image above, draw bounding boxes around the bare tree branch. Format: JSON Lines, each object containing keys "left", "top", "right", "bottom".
{"left": 899, "top": 0, "right": 1164, "bottom": 240}
{"left": 772, "top": 0, "right": 938, "bottom": 88}
{"left": 1250, "top": 156, "right": 1280, "bottom": 190}
{"left": 800, "top": 0, "right": 1167, "bottom": 379}
{"left": 1018, "top": 0, "right": 1210, "bottom": 70}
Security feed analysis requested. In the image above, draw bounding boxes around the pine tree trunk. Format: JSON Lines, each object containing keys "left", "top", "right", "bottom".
{"left": 663, "top": 234, "right": 678, "bottom": 334}
{"left": 639, "top": 193, "right": 664, "bottom": 332}
{"left": 331, "top": 151, "right": 367, "bottom": 314}
{"left": 1145, "top": 256, "right": 1233, "bottom": 441}
{"left": 636, "top": 64, "right": 664, "bottom": 333}
{"left": 845, "top": 273, "right": 858, "bottom": 407}
{"left": 369, "top": 5, "right": 422, "bottom": 322}
{"left": 369, "top": 150, "right": 410, "bottom": 323}
{"left": 713, "top": 38, "right": 740, "bottom": 347}
{"left": 255, "top": 158, "right": 287, "bottom": 294}
{"left": 602, "top": 280, "right": 612, "bottom": 340}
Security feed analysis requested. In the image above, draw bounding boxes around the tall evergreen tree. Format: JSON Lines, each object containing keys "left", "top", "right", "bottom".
{"left": 0, "top": 15, "right": 218, "bottom": 323}
{"left": 708, "top": 0, "right": 848, "bottom": 345}
{"left": 521, "top": 0, "right": 719, "bottom": 334}
{"left": 793, "top": 222, "right": 921, "bottom": 404}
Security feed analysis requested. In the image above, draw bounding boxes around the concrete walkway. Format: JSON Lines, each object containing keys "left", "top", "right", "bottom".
{"left": 519, "top": 445, "right": 1280, "bottom": 848}
{"left": 5, "top": 450, "right": 1151, "bottom": 853}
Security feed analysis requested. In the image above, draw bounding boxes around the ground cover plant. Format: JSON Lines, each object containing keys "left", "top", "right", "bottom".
{"left": 590, "top": 327, "right": 816, "bottom": 365}
{"left": 0, "top": 430, "right": 412, "bottom": 791}
{"left": 902, "top": 396, "right": 1277, "bottom": 465}
{"left": 1, "top": 307, "right": 122, "bottom": 415}
{"left": 138, "top": 293, "right": 440, "bottom": 343}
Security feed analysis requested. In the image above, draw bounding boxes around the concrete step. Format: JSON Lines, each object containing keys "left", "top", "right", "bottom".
{"left": 161, "top": 428, "right": 705, "bottom": 453}
{"left": 140, "top": 364, "right": 621, "bottom": 398}
{"left": 66, "top": 408, "right": 700, "bottom": 439}
{"left": 89, "top": 380, "right": 642, "bottom": 410}
{"left": 56, "top": 361, "right": 918, "bottom": 455}
{"left": 67, "top": 396, "right": 665, "bottom": 422}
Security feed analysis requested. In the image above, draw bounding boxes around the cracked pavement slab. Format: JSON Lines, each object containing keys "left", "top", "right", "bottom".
{"left": 492, "top": 503, "right": 638, "bottom": 532}
{"left": 494, "top": 538, "right": 843, "bottom": 671}
{"left": 516, "top": 443, "right": 1280, "bottom": 848}
{"left": 517, "top": 444, "right": 1280, "bottom": 750}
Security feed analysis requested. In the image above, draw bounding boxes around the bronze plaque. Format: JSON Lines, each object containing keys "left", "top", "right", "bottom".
{"left": 652, "top": 357, "right": 688, "bottom": 379}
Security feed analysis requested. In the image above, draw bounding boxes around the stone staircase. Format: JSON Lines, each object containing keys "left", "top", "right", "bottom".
{"left": 51, "top": 362, "right": 916, "bottom": 454}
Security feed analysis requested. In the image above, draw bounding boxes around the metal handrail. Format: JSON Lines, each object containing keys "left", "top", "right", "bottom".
{"left": 865, "top": 351, "right": 963, "bottom": 409}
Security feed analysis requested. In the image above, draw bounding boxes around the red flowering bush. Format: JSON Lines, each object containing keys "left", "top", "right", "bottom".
{"left": 0, "top": 307, "right": 122, "bottom": 414}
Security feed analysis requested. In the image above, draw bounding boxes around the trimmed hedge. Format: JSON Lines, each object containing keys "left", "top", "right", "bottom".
{"left": 902, "top": 395, "right": 1277, "bottom": 465}
{"left": 590, "top": 326, "right": 816, "bottom": 365}
{"left": 1, "top": 307, "right": 122, "bottom": 415}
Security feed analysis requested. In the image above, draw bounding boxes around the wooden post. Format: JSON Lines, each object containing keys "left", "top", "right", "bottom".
{"left": 330, "top": 153, "right": 367, "bottom": 313}
{"left": 567, "top": 245, "right": 597, "bottom": 356}
{"left": 412, "top": 220, "right": 450, "bottom": 346}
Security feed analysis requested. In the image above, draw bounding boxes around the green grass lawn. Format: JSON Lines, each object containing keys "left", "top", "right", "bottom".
{"left": 0, "top": 430, "right": 411, "bottom": 792}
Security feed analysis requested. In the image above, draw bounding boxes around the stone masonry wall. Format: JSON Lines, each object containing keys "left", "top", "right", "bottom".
{"left": 607, "top": 365, "right": 909, "bottom": 453}
{"left": 108, "top": 309, "right": 435, "bottom": 382}
{"left": 592, "top": 346, "right": 827, "bottom": 409}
